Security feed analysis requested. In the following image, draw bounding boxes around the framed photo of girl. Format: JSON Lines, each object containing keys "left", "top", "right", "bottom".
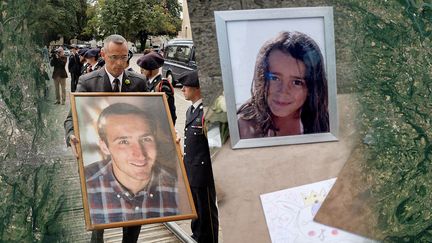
{"left": 70, "top": 92, "right": 196, "bottom": 230}
{"left": 215, "top": 7, "right": 338, "bottom": 149}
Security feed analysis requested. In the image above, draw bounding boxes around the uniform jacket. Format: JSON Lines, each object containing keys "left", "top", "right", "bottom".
{"left": 82, "top": 58, "right": 105, "bottom": 75}
{"left": 183, "top": 103, "right": 215, "bottom": 187}
{"left": 148, "top": 74, "right": 177, "bottom": 124}
{"left": 64, "top": 68, "right": 148, "bottom": 145}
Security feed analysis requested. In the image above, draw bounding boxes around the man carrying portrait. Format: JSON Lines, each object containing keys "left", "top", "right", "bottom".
{"left": 64, "top": 34, "right": 148, "bottom": 243}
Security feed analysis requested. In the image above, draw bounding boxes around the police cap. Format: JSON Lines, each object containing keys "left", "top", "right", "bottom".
{"left": 182, "top": 70, "right": 200, "bottom": 87}
{"left": 78, "top": 48, "right": 88, "bottom": 56}
{"left": 84, "top": 48, "right": 100, "bottom": 58}
{"left": 136, "top": 52, "right": 164, "bottom": 70}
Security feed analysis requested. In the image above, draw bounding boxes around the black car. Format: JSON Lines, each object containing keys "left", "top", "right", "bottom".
{"left": 162, "top": 39, "right": 197, "bottom": 86}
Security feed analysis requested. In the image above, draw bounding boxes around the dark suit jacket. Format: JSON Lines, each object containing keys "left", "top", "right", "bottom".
{"left": 183, "top": 103, "right": 215, "bottom": 187}
{"left": 68, "top": 53, "right": 82, "bottom": 76}
{"left": 148, "top": 74, "right": 177, "bottom": 124}
{"left": 50, "top": 55, "right": 68, "bottom": 79}
{"left": 64, "top": 68, "right": 148, "bottom": 145}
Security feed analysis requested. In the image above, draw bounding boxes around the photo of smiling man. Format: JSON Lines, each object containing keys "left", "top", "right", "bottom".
{"left": 85, "top": 102, "right": 179, "bottom": 225}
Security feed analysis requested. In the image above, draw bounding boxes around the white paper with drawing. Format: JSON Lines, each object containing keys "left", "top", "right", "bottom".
{"left": 260, "top": 178, "right": 376, "bottom": 243}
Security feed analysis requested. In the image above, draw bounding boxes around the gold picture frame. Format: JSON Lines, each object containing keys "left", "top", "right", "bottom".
{"left": 71, "top": 92, "right": 196, "bottom": 230}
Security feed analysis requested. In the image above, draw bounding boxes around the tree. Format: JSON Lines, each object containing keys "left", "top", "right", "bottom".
{"left": 81, "top": 2, "right": 103, "bottom": 40}
{"left": 94, "top": 0, "right": 182, "bottom": 50}
{"left": 23, "top": 0, "right": 88, "bottom": 45}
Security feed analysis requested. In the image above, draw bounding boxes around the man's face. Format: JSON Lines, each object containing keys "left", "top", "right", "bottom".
{"left": 86, "top": 57, "right": 97, "bottom": 65}
{"left": 101, "top": 42, "right": 128, "bottom": 77}
{"left": 140, "top": 68, "right": 151, "bottom": 79}
{"left": 181, "top": 85, "right": 198, "bottom": 101}
{"left": 99, "top": 114, "right": 157, "bottom": 186}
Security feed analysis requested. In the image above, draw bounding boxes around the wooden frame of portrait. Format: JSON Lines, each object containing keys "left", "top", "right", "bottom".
{"left": 71, "top": 92, "right": 196, "bottom": 230}
{"left": 215, "top": 7, "right": 338, "bottom": 149}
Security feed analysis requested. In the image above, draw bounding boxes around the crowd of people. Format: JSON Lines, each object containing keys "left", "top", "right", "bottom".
{"left": 57, "top": 34, "right": 219, "bottom": 243}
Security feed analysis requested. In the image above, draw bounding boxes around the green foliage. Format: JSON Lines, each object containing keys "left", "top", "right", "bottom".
{"left": 81, "top": 2, "right": 101, "bottom": 40}
{"left": 87, "top": 0, "right": 182, "bottom": 41}
{"left": 6, "top": 0, "right": 88, "bottom": 45}
{"left": 343, "top": 0, "right": 432, "bottom": 241}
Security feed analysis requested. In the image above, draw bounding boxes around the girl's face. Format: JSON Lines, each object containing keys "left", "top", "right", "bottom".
{"left": 266, "top": 49, "right": 308, "bottom": 118}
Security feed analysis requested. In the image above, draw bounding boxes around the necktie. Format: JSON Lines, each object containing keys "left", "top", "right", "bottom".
{"left": 113, "top": 78, "right": 120, "bottom": 92}
{"left": 187, "top": 105, "right": 194, "bottom": 119}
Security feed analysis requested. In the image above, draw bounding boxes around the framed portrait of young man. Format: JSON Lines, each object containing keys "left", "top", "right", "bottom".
{"left": 70, "top": 92, "right": 196, "bottom": 230}
{"left": 215, "top": 7, "right": 338, "bottom": 149}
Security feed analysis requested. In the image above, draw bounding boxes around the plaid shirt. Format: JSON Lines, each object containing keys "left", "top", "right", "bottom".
{"left": 85, "top": 159, "right": 179, "bottom": 225}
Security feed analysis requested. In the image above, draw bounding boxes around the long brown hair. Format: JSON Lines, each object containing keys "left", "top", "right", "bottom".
{"left": 237, "top": 31, "right": 329, "bottom": 135}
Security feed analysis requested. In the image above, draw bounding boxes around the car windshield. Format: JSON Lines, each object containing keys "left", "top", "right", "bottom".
{"left": 166, "top": 46, "right": 191, "bottom": 62}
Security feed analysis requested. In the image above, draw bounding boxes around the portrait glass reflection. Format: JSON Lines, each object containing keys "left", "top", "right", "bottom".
{"left": 71, "top": 93, "right": 195, "bottom": 229}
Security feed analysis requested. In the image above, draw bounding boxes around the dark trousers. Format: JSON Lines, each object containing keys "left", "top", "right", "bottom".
{"left": 90, "top": 226, "right": 141, "bottom": 243}
{"left": 70, "top": 73, "right": 79, "bottom": 92}
{"left": 190, "top": 185, "right": 219, "bottom": 243}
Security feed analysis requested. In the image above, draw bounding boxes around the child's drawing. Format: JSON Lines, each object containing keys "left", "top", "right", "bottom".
{"left": 260, "top": 178, "right": 376, "bottom": 243}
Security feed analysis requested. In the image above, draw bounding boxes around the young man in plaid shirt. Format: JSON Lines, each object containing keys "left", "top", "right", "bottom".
{"left": 85, "top": 103, "right": 179, "bottom": 224}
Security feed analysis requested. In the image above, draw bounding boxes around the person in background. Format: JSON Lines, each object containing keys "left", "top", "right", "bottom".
{"left": 83, "top": 48, "right": 105, "bottom": 74}
{"left": 68, "top": 45, "right": 83, "bottom": 92}
{"left": 181, "top": 71, "right": 219, "bottom": 243}
{"left": 78, "top": 48, "right": 89, "bottom": 75}
{"left": 50, "top": 46, "right": 67, "bottom": 105}
{"left": 137, "top": 52, "right": 177, "bottom": 124}
{"left": 125, "top": 50, "right": 134, "bottom": 72}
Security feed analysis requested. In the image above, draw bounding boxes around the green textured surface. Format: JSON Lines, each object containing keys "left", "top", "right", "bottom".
{"left": 315, "top": 1, "right": 432, "bottom": 242}
{"left": 0, "top": 1, "right": 88, "bottom": 241}
{"left": 351, "top": 1, "right": 432, "bottom": 242}
{"left": 2, "top": 0, "right": 432, "bottom": 242}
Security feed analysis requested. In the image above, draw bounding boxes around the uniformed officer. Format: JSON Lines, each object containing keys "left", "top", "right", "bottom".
{"left": 68, "top": 44, "right": 82, "bottom": 92}
{"left": 181, "top": 70, "right": 219, "bottom": 243}
{"left": 83, "top": 48, "right": 105, "bottom": 74}
{"left": 77, "top": 48, "right": 88, "bottom": 75}
{"left": 137, "top": 52, "right": 177, "bottom": 124}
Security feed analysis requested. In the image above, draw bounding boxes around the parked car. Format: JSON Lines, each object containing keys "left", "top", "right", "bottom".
{"left": 77, "top": 44, "right": 90, "bottom": 49}
{"left": 162, "top": 39, "right": 197, "bottom": 86}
